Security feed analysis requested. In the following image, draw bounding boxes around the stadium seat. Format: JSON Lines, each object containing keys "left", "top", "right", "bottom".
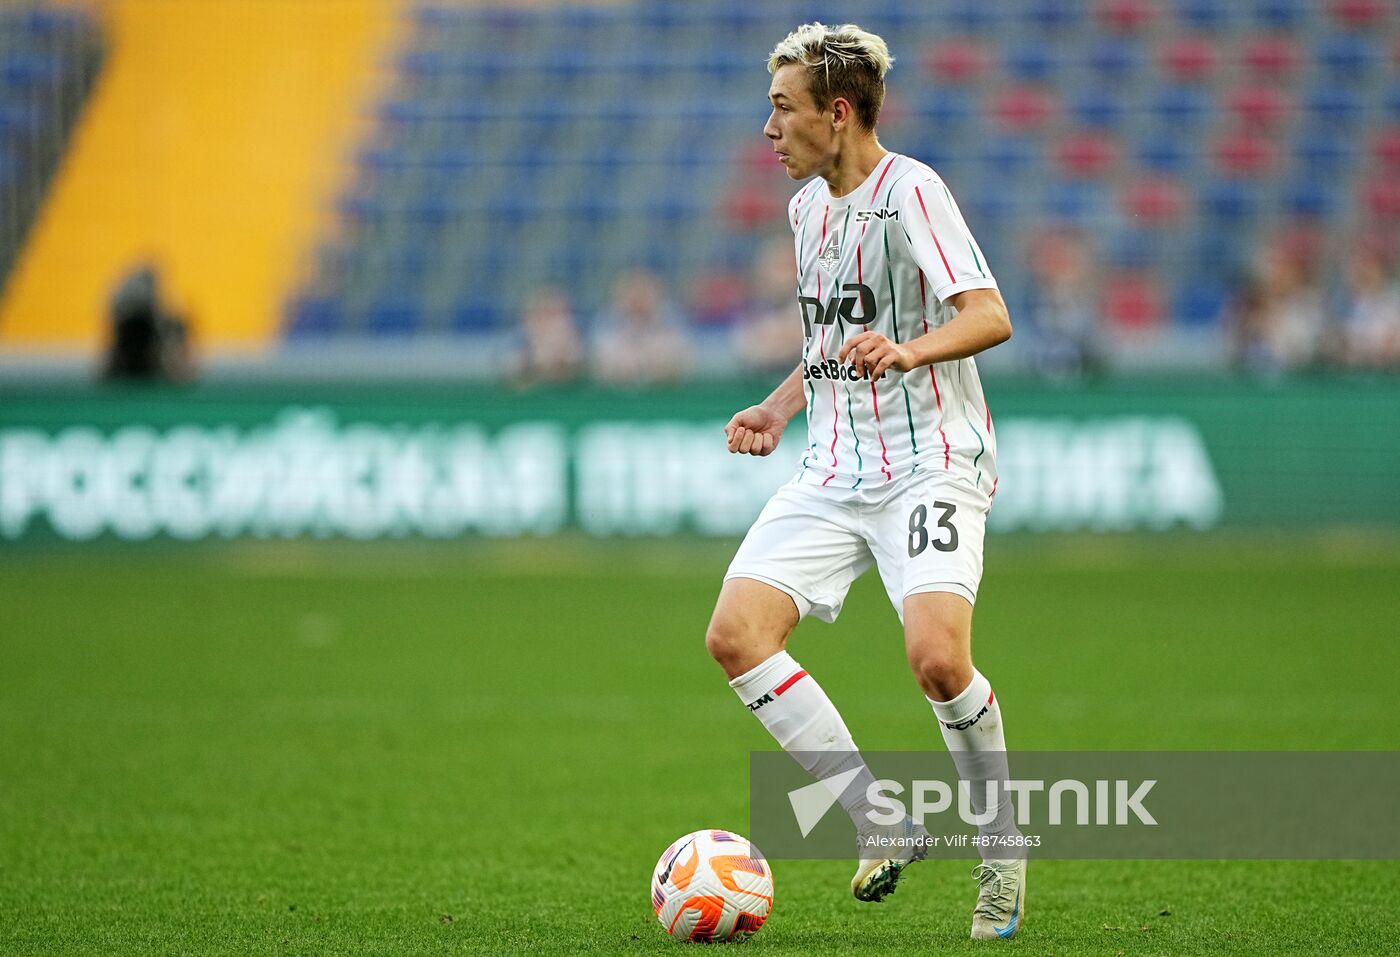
{"left": 1098, "top": 0, "right": 1154, "bottom": 32}
{"left": 1226, "top": 86, "right": 1291, "bottom": 131}
{"left": 1023, "top": 0, "right": 1084, "bottom": 31}
{"left": 1150, "top": 86, "right": 1214, "bottom": 127}
{"left": 1069, "top": 90, "right": 1127, "bottom": 130}
{"left": 1214, "top": 132, "right": 1276, "bottom": 176}
{"left": 285, "top": 295, "right": 344, "bottom": 339}
{"left": 1160, "top": 37, "right": 1216, "bottom": 82}
{"left": 923, "top": 39, "right": 988, "bottom": 84}
{"left": 1137, "top": 133, "right": 1196, "bottom": 173}
{"left": 1056, "top": 132, "right": 1117, "bottom": 178}
{"left": 1292, "top": 127, "right": 1356, "bottom": 171}
{"left": 1252, "top": 0, "right": 1310, "bottom": 30}
{"left": 1176, "top": 0, "right": 1232, "bottom": 30}
{"left": 991, "top": 88, "right": 1055, "bottom": 131}
{"left": 1306, "top": 86, "right": 1365, "bottom": 125}
{"left": 1004, "top": 42, "right": 1057, "bottom": 81}
{"left": 1201, "top": 178, "right": 1264, "bottom": 221}
{"left": 367, "top": 292, "right": 422, "bottom": 337}
{"left": 1086, "top": 37, "right": 1143, "bottom": 79}
{"left": 1329, "top": 0, "right": 1388, "bottom": 29}
{"left": 1173, "top": 282, "right": 1229, "bottom": 326}
{"left": 1316, "top": 33, "right": 1380, "bottom": 78}
{"left": 1242, "top": 36, "right": 1300, "bottom": 79}
{"left": 1122, "top": 177, "right": 1187, "bottom": 223}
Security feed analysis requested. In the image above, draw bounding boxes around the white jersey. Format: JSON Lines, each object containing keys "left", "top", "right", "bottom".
{"left": 788, "top": 152, "right": 1000, "bottom": 495}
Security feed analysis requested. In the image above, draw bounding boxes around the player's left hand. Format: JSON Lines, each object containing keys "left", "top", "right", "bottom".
{"left": 839, "top": 332, "right": 917, "bottom": 381}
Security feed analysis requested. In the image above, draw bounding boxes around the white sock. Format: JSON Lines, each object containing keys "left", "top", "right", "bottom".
{"left": 730, "top": 651, "right": 881, "bottom": 829}
{"left": 929, "top": 669, "right": 1021, "bottom": 860}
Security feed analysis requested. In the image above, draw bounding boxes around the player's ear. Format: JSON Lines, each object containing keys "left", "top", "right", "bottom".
{"left": 831, "top": 97, "right": 850, "bottom": 131}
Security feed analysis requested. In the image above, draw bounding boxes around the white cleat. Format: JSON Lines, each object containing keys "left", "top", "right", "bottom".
{"left": 851, "top": 818, "right": 932, "bottom": 902}
{"left": 970, "top": 858, "right": 1026, "bottom": 940}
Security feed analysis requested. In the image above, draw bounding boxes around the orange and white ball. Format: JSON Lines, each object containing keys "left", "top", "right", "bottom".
{"left": 651, "top": 829, "right": 774, "bottom": 943}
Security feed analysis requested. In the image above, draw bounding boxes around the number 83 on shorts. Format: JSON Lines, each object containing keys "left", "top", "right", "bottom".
{"left": 724, "top": 470, "right": 989, "bottom": 625}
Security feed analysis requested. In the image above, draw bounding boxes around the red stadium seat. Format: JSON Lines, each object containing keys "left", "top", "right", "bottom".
{"left": 1161, "top": 37, "right": 1215, "bottom": 82}
{"left": 1056, "top": 132, "right": 1118, "bottom": 178}
{"left": 1214, "top": 131, "right": 1277, "bottom": 176}
{"left": 991, "top": 87, "right": 1055, "bottom": 131}
{"left": 1375, "top": 129, "right": 1400, "bottom": 170}
{"left": 1227, "top": 86, "right": 1291, "bottom": 131}
{"left": 1330, "top": 0, "right": 1388, "bottom": 28}
{"left": 1364, "top": 177, "right": 1400, "bottom": 219}
{"left": 923, "top": 39, "right": 988, "bottom": 84}
{"left": 1122, "top": 177, "right": 1186, "bottom": 223}
{"left": 1098, "top": 0, "right": 1154, "bottom": 32}
{"left": 1242, "top": 36, "right": 1299, "bottom": 79}
{"left": 1102, "top": 272, "right": 1163, "bottom": 330}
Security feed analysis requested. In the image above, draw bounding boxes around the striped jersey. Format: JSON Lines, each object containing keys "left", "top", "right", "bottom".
{"left": 789, "top": 152, "right": 999, "bottom": 494}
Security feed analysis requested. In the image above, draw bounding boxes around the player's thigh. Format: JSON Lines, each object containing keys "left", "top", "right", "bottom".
{"left": 724, "top": 482, "right": 873, "bottom": 626}
{"left": 866, "top": 473, "right": 989, "bottom": 624}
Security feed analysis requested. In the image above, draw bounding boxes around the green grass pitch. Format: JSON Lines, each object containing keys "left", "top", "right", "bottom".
{"left": 3, "top": 532, "right": 1399, "bottom": 955}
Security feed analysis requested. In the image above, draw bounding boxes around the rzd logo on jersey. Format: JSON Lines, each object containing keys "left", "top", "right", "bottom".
{"left": 799, "top": 283, "right": 877, "bottom": 336}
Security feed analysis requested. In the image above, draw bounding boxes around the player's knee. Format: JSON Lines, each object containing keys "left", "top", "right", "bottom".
{"left": 704, "top": 616, "right": 745, "bottom": 670}
{"left": 704, "top": 615, "right": 777, "bottom": 678}
{"left": 909, "top": 645, "right": 973, "bottom": 702}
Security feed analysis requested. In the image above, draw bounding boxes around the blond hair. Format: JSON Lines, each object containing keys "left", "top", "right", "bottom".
{"left": 768, "top": 22, "right": 893, "bottom": 130}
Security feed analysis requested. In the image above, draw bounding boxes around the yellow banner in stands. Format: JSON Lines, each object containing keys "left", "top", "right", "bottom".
{"left": 0, "top": 0, "right": 401, "bottom": 351}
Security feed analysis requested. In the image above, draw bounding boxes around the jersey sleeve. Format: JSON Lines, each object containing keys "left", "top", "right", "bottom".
{"left": 897, "top": 177, "right": 998, "bottom": 303}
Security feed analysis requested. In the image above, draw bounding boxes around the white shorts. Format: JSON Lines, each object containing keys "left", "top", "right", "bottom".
{"left": 725, "top": 470, "right": 989, "bottom": 624}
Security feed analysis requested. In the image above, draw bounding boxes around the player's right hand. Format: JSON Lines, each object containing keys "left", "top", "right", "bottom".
{"left": 725, "top": 405, "right": 785, "bottom": 456}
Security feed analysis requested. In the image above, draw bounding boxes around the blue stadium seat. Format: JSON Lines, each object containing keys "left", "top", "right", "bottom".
{"left": 1069, "top": 90, "right": 1127, "bottom": 130}
{"left": 367, "top": 292, "right": 422, "bottom": 337}
{"left": 1023, "top": 0, "right": 1084, "bottom": 30}
{"left": 1292, "top": 127, "right": 1355, "bottom": 170}
{"left": 451, "top": 295, "right": 501, "bottom": 333}
{"left": 1282, "top": 180, "right": 1337, "bottom": 217}
{"left": 285, "top": 295, "right": 344, "bottom": 339}
{"left": 1005, "top": 42, "right": 1057, "bottom": 81}
{"left": 1176, "top": 0, "right": 1232, "bottom": 29}
{"left": 1201, "top": 179, "right": 1263, "bottom": 221}
{"left": 918, "top": 88, "right": 977, "bottom": 130}
{"left": 1137, "top": 133, "right": 1195, "bottom": 172}
{"left": 978, "top": 135, "right": 1040, "bottom": 177}
{"left": 1305, "top": 86, "right": 1365, "bottom": 125}
{"left": 1043, "top": 181, "right": 1110, "bottom": 223}
{"left": 1316, "top": 33, "right": 1379, "bottom": 79}
{"left": 1251, "top": 0, "right": 1309, "bottom": 30}
{"left": 1085, "top": 38, "right": 1143, "bottom": 80}
{"left": 1150, "top": 86, "right": 1213, "bottom": 127}
{"left": 1173, "top": 283, "right": 1228, "bottom": 326}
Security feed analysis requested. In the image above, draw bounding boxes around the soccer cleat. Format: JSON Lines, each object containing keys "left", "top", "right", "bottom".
{"left": 970, "top": 858, "right": 1026, "bottom": 940}
{"left": 851, "top": 817, "right": 932, "bottom": 902}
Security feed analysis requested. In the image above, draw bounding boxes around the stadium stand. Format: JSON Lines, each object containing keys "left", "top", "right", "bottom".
{"left": 286, "top": 0, "right": 1398, "bottom": 356}
{"left": 0, "top": 4, "right": 102, "bottom": 293}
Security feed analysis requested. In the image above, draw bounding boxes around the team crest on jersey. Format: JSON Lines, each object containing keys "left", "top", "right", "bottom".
{"left": 817, "top": 232, "right": 842, "bottom": 271}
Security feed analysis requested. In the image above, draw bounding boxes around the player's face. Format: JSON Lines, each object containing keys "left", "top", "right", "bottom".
{"left": 764, "top": 64, "right": 837, "bottom": 181}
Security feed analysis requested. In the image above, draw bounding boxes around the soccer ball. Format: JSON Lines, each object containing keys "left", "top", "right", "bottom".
{"left": 651, "top": 829, "right": 774, "bottom": 943}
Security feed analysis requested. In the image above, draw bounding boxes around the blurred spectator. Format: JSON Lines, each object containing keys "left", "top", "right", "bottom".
{"left": 1021, "top": 227, "right": 1105, "bottom": 377}
{"left": 589, "top": 269, "right": 690, "bottom": 385}
{"left": 734, "top": 235, "right": 803, "bottom": 373}
{"left": 102, "top": 264, "right": 195, "bottom": 382}
{"left": 1335, "top": 244, "right": 1400, "bottom": 369}
{"left": 511, "top": 286, "right": 582, "bottom": 386}
{"left": 1229, "top": 238, "right": 1327, "bottom": 372}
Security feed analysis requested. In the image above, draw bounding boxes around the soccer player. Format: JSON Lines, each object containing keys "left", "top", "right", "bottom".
{"left": 705, "top": 23, "right": 1024, "bottom": 940}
